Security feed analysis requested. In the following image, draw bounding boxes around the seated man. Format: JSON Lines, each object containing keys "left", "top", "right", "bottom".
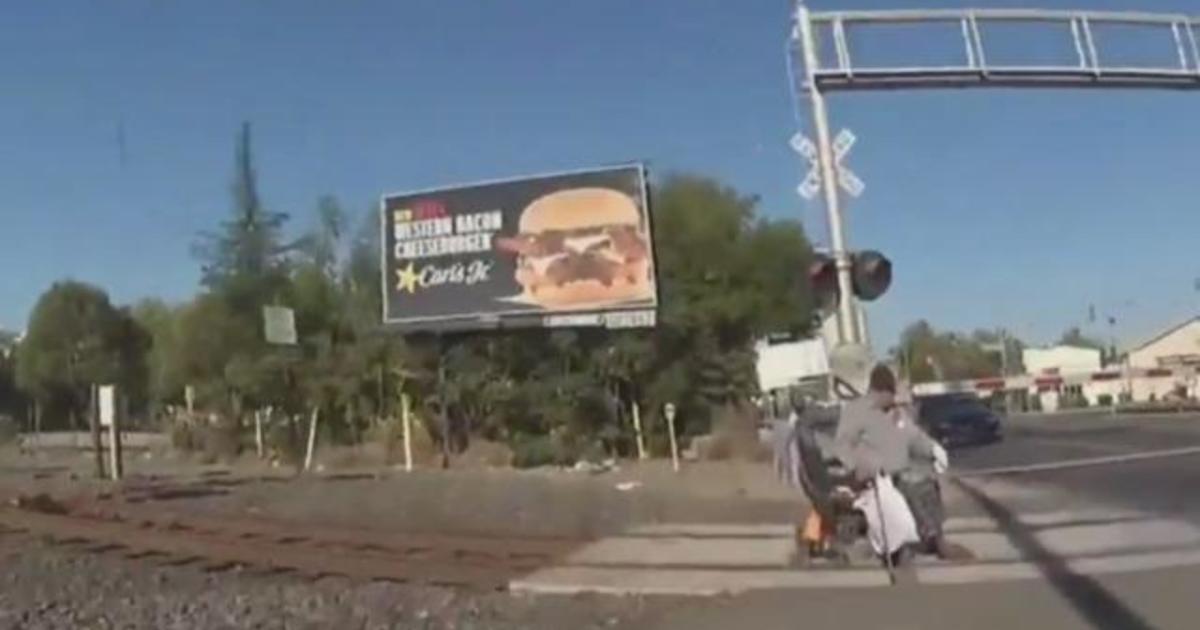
{"left": 834, "top": 364, "right": 966, "bottom": 560}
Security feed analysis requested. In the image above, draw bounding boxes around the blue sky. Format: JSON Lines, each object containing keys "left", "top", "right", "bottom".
{"left": 3, "top": 0, "right": 1199, "bottom": 350}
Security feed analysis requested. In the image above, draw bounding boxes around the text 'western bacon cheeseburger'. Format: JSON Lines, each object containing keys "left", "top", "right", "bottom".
{"left": 495, "top": 187, "right": 653, "bottom": 308}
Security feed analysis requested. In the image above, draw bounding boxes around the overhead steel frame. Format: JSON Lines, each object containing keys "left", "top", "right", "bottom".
{"left": 791, "top": 4, "right": 1200, "bottom": 346}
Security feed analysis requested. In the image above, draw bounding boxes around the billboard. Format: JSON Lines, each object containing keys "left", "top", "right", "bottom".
{"left": 381, "top": 164, "right": 657, "bottom": 332}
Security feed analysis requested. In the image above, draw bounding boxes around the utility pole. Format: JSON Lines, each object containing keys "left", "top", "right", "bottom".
{"left": 795, "top": 2, "right": 858, "bottom": 345}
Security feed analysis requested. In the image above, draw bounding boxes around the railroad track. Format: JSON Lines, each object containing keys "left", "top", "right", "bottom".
{"left": 0, "top": 490, "right": 578, "bottom": 590}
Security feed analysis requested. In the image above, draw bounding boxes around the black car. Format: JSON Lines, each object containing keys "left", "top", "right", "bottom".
{"left": 914, "top": 393, "right": 1002, "bottom": 448}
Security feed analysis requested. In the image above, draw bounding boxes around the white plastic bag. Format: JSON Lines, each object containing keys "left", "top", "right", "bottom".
{"left": 853, "top": 474, "right": 920, "bottom": 556}
{"left": 932, "top": 442, "right": 949, "bottom": 475}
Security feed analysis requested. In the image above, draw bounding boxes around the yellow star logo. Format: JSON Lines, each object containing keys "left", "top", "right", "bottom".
{"left": 395, "top": 263, "right": 421, "bottom": 294}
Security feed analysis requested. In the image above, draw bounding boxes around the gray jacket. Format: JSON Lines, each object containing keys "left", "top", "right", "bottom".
{"left": 834, "top": 393, "right": 938, "bottom": 480}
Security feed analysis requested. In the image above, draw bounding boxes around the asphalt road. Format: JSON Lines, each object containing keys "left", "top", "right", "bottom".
{"left": 644, "top": 412, "right": 1200, "bottom": 630}
{"left": 952, "top": 412, "right": 1200, "bottom": 523}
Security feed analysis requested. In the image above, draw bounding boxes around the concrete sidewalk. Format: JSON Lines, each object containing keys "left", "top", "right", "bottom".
{"left": 634, "top": 563, "right": 1200, "bottom": 630}
{"left": 511, "top": 505, "right": 1200, "bottom": 595}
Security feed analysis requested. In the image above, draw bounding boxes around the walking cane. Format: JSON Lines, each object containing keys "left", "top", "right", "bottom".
{"left": 872, "top": 475, "right": 897, "bottom": 585}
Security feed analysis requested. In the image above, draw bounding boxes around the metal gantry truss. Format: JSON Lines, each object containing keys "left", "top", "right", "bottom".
{"left": 789, "top": 5, "right": 1200, "bottom": 348}
{"left": 802, "top": 8, "right": 1200, "bottom": 91}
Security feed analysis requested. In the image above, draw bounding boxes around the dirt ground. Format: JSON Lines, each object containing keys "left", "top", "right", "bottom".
{"left": 0, "top": 443, "right": 799, "bottom": 629}
{"left": 0, "top": 534, "right": 668, "bottom": 630}
{"left": 0, "top": 444, "right": 805, "bottom": 539}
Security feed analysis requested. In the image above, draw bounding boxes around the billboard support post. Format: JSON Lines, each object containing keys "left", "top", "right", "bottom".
{"left": 99, "top": 385, "right": 122, "bottom": 481}
{"left": 254, "top": 409, "right": 266, "bottom": 460}
{"left": 401, "top": 392, "right": 414, "bottom": 472}
{"left": 437, "top": 335, "right": 451, "bottom": 469}
{"left": 631, "top": 400, "right": 647, "bottom": 460}
{"left": 303, "top": 407, "right": 320, "bottom": 472}
{"left": 89, "top": 383, "right": 105, "bottom": 479}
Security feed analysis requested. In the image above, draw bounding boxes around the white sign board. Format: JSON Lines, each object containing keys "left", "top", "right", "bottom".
{"left": 838, "top": 168, "right": 865, "bottom": 197}
{"left": 790, "top": 132, "right": 818, "bottom": 162}
{"left": 99, "top": 385, "right": 116, "bottom": 428}
{"left": 755, "top": 338, "right": 831, "bottom": 392}
{"left": 792, "top": 129, "right": 864, "bottom": 200}
{"left": 263, "top": 306, "right": 297, "bottom": 345}
{"left": 832, "top": 129, "right": 856, "bottom": 160}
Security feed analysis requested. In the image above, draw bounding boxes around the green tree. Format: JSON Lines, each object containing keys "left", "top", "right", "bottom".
{"left": 15, "top": 281, "right": 149, "bottom": 429}
{"left": 172, "top": 293, "right": 259, "bottom": 412}
{"left": 1059, "top": 326, "right": 1105, "bottom": 351}
{"left": 182, "top": 122, "right": 299, "bottom": 434}
{"left": 432, "top": 175, "right": 818, "bottom": 462}
{"left": 971, "top": 328, "right": 1026, "bottom": 375}
{"left": 157, "top": 168, "right": 817, "bottom": 465}
{"left": 896, "top": 320, "right": 1001, "bottom": 383}
{"left": 0, "top": 330, "right": 24, "bottom": 422}
{"left": 193, "top": 122, "right": 292, "bottom": 310}
{"left": 131, "top": 299, "right": 184, "bottom": 409}
{"left": 643, "top": 174, "right": 815, "bottom": 435}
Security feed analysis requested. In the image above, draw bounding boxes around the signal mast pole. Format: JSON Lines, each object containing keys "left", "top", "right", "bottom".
{"left": 795, "top": 2, "right": 860, "bottom": 346}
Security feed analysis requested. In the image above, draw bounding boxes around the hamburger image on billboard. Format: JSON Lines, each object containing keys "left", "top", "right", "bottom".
{"left": 381, "top": 164, "right": 657, "bottom": 331}
{"left": 496, "top": 187, "right": 652, "bottom": 308}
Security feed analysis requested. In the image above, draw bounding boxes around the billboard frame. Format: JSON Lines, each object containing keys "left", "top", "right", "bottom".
{"left": 378, "top": 162, "right": 658, "bottom": 333}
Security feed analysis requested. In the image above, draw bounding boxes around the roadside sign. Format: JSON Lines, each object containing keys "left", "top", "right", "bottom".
{"left": 263, "top": 306, "right": 297, "bottom": 345}
{"left": 792, "top": 129, "right": 864, "bottom": 200}
{"left": 98, "top": 385, "right": 116, "bottom": 428}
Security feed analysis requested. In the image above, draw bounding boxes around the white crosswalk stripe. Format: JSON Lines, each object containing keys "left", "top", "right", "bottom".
{"left": 511, "top": 505, "right": 1200, "bottom": 595}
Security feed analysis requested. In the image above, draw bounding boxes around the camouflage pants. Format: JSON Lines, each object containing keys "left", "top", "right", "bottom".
{"left": 895, "top": 477, "right": 944, "bottom": 545}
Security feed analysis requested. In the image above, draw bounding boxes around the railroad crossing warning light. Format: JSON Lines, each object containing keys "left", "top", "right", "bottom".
{"left": 851, "top": 250, "right": 892, "bottom": 301}
{"left": 808, "top": 253, "right": 840, "bottom": 310}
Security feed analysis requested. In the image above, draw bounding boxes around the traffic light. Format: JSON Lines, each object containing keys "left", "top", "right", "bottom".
{"left": 851, "top": 250, "right": 892, "bottom": 301}
{"left": 806, "top": 250, "right": 892, "bottom": 307}
{"left": 808, "top": 253, "right": 839, "bottom": 310}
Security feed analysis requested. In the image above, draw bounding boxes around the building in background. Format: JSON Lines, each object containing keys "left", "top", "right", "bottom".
{"left": 1018, "top": 345, "right": 1101, "bottom": 411}
{"left": 1022, "top": 345, "right": 1102, "bottom": 376}
{"left": 1127, "top": 317, "right": 1200, "bottom": 369}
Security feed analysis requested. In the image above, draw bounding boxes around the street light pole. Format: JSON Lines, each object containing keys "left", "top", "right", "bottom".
{"left": 796, "top": 2, "right": 859, "bottom": 345}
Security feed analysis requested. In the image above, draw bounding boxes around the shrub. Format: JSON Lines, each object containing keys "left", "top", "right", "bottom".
{"left": 457, "top": 438, "right": 514, "bottom": 468}
{"left": 367, "top": 415, "right": 439, "bottom": 466}
{"left": 169, "top": 421, "right": 199, "bottom": 451}
{"left": 192, "top": 416, "right": 242, "bottom": 463}
{"left": 0, "top": 415, "right": 18, "bottom": 445}
{"left": 511, "top": 434, "right": 561, "bottom": 468}
{"left": 266, "top": 418, "right": 305, "bottom": 466}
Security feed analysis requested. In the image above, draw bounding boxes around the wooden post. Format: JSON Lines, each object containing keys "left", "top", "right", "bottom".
{"left": 437, "top": 336, "right": 451, "bottom": 469}
{"left": 89, "top": 384, "right": 106, "bottom": 479}
{"left": 254, "top": 408, "right": 265, "bottom": 459}
{"left": 401, "top": 393, "right": 414, "bottom": 472}
{"left": 631, "top": 401, "right": 647, "bottom": 460}
{"left": 303, "top": 406, "right": 320, "bottom": 472}
{"left": 106, "top": 387, "right": 123, "bottom": 481}
{"left": 32, "top": 400, "right": 41, "bottom": 451}
{"left": 184, "top": 385, "right": 195, "bottom": 416}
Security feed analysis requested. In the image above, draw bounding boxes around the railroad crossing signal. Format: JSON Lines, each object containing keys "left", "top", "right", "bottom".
{"left": 808, "top": 249, "right": 892, "bottom": 306}
{"left": 831, "top": 128, "right": 855, "bottom": 160}
{"left": 791, "top": 129, "right": 864, "bottom": 200}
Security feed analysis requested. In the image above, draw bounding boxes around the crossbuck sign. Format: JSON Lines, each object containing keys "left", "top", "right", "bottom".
{"left": 792, "top": 128, "right": 864, "bottom": 200}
